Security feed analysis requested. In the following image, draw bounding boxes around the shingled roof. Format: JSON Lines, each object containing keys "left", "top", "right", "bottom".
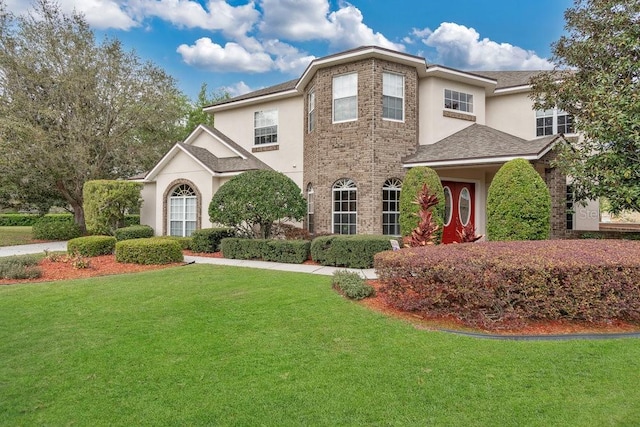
{"left": 403, "top": 124, "right": 559, "bottom": 167}
{"left": 472, "top": 70, "right": 544, "bottom": 90}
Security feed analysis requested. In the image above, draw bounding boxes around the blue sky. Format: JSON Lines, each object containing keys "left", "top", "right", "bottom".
{"left": 7, "top": 0, "right": 575, "bottom": 100}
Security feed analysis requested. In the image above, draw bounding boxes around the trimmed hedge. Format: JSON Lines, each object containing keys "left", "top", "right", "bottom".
{"left": 32, "top": 218, "right": 82, "bottom": 241}
{"left": 374, "top": 240, "right": 640, "bottom": 330}
{"left": 399, "top": 166, "right": 445, "bottom": 242}
{"left": 68, "top": 236, "right": 117, "bottom": 257}
{"left": 220, "top": 238, "right": 311, "bottom": 264}
{"left": 332, "top": 270, "right": 374, "bottom": 300}
{"left": 114, "top": 225, "right": 154, "bottom": 241}
{"left": 115, "top": 238, "right": 184, "bottom": 265}
{"left": 0, "top": 213, "right": 139, "bottom": 227}
{"left": 190, "top": 227, "right": 235, "bottom": 253}
{"left": 159, "top": 236, "right": 192, "bottom": 250}
{"left": 311, "top": 235, "right": 392, "bottom": 269}
{"left": 0, "top": 254, "right": 42, "bottom": 280}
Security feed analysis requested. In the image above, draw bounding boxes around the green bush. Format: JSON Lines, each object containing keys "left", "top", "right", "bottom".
{"left": 114, "top": 225, "right": 154, "bottom": 241}
{"left": 399, "top": 166, "right": 445, "bottom": 242}
{"left": 0, "top": 254, "right": 42, "bottom": 279}
{"left": 331, "top": 270, "right": 374, "bottom": 300}
{"left": 159, "top": 236, "right": 193, "bottom": 250}
{"left": 190, "top": 227, "right": 235, "bottom": 253}
{"left": 487, "top": 158, "right": 551, "bottom": 241}
{"left": 83, "top": 180, "right": 142, "bottom": 235}
{"left": 32, "top": 218, "right": 82, "bottom": 241}
{"left": 115, "top": 238, "right": 184, "bottom": 265}
{"left": 0, "top": 213, "right": 73, "bottom": 227}
{"left": 67, "top": 236, "right": 117, "bottom": 257}
{"left": 124, "top": 215, "right": 140, "bottom": 227}
{"left": 262, "top": 240, "right": 310, "bottom": 264}
{"left": 311, "top": 235, "right": 391, "bottom": 269}
{"left": 220, "top": 238, "right": 268, "bottom": 260}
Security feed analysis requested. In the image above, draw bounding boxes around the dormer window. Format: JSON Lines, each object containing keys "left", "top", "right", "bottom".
{"left": 444, "top": 89, "right": 473, "bottom": 113}
{"left": 254, "top": 109, "right": 278, "bottom": 145}
{"left": 333, "top": 73, "right": 357, "bottom": 123}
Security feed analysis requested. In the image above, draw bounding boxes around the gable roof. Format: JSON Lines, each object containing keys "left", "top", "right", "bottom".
{"left": 402, "top": 124, "right": 561, "bottom": 168}
{"left": 143, "top": 125, "right": 271, "bottom": 181}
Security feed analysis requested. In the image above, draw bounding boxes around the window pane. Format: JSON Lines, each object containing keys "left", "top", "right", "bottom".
{"left": 254, "top": 110, "right": 278, "bottom": 145}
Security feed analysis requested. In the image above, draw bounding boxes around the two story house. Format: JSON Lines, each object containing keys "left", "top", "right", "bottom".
{"left": 139, "top": 45, "right": 599, "bottom": 243}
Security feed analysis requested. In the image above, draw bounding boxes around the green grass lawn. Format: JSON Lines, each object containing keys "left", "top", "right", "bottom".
{"left": 0, "top": 226, "right": 35, "bottom": 246}
{"left": 1, "top": 265, "right": 639, "bottom": 426}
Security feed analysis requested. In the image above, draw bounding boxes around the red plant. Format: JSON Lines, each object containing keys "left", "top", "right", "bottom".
{"left": 403, "top": 184, "right": 439, "bottom": 247}
{"left": 456, "top": 222, "right": 484, "bottom": 243}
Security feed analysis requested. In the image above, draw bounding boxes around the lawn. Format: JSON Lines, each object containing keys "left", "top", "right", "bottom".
{"left": 1, "top": 264, "right": 639, "bottom": 426}
{"left": 0, "top": 226, "right": 35, "bottom": 246}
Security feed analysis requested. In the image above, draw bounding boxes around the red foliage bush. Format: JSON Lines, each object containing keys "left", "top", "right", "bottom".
{"left": 374, "top": 240, "right": 640, "bottom": 330}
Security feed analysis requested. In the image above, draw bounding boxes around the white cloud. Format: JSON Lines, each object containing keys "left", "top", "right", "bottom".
{"left": 221, "top": 81, "right": 253, "bottom": 97}
{"left": 260, "top": 0, "right": 403, "bottom": 51}
{"left": 176, "top": 38, "right": 274, "bottom": 72}
{"left": 128, "top": 0, "right": 260, "bottom": 38}
{"left": 262, "top": 39, "right": 315, "bottom": 74}
{"left": 422, "top": 22, "right": 553, "bottom": 70}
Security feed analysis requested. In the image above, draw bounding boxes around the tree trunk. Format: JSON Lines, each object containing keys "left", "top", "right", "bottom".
{"left": 71, "top": 202, "right": 87, "bottom": 235}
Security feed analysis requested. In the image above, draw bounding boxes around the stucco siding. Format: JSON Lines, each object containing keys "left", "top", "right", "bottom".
{"left": 485, "top": 92, "right": 536, "bottom": 140}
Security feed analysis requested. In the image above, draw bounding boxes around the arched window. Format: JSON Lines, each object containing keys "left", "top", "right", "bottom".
{"left": 306, "top": 183, "right": 315, "bottom": 233}
{"left": 169, "top": 184, "right": 197, "bottom": 237}
{"left": 382, "top": 178, "right": 402, "bottom": 235}
{"left": 333, "top": 179, "right": 357, "bottom": 235}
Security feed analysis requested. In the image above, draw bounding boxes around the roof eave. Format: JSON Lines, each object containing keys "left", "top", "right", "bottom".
{"left": 204, "top": 89, "right": 300, "bottom": 113}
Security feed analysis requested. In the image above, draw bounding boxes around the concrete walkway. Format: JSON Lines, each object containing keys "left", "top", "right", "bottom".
{"left": 0, "top": 242, "right": 377, "bottom": 279}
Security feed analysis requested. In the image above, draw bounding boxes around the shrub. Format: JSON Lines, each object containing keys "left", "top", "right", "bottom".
{"left": 272, "top": 223, "right": 312, "bottom": 240}
{"left": 0, "top": 255, "right": 42, "bottom": 279}
{"left": 68, "top": 236, "right": 117, "bottom": 256}
{"left": 262, "top": 240, "right": 310, "bottom": 264}
{"left": 190, "top": 227, "right": 235, "bottom": 253}
{"left": 209, "top": 170, "right": 306, "bottom": 239}
{"left": 311, "top": 235, "right": 392, "bottom": 269}
{"left": 0, "top": 213, "right": 74, "bottom": 227}
{"left": 83, "top": 180, "right": 142, "bottom": 235}
{"left": 115, "top": 238, "right": 183, "bottom": 265}
{"left": 399, "top": 167, "right": 445, "bottom": 242}
{"left": 32, "top": 218, "right": 82, "bottom": 241}
{"left": 487, "top": 158, "right": 551, "bottom": 241}
{"left": 114, "top": 225, "right": 154, "bottom": 241}
{"left": 220, "top": 238, "right": 269, "bottom": 260}
{"left": 332, "top": 270, "right": 374, "bottom": 300}
{"left": 374, "top": 240, "right": 640, "bottom": 330}
{"left": 124, "top": 215, "right": 140, "bottom": 227}
{"left": 159, "top": 236, "right": 193, "bottom": 250}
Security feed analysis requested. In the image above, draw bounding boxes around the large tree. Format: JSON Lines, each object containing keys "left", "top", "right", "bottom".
{"left": 181, "top": 82, "right": 229, "bottom": 138}
{"left": 0, "top": 0, "right": 187, "bottom": 227}
{"left": 530, "top": 0, "right": 640, "bottom": 213}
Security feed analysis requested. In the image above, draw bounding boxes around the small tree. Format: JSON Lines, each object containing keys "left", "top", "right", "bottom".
{"left": 487, "top": 159, "right": 551, "bottom": 241}
{"left": 208, "top": 170, "right": 306, "bottom": 239}
{"left": 399, "top": 166, "right": 445, "bottom": 243}
{"left": 404, "top": 184, "right": 440, "bottom": 247}
{"left": 83, "top": 180, "right": 142, "bottom": 235}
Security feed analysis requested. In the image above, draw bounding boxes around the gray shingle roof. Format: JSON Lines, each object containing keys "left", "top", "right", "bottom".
{"left": 208, "top": 79, "right": 299, "bottom": 107}
{"left": 178, "top": 125, "right": 272, "bottom": 173}
{"left": 471, "top": 70, "right": 544, "bottom": 90}
{"left": 403, "top": 124, "right": 558, "bottom": 165}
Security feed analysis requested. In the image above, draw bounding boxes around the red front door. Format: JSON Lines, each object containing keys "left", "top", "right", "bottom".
{"left": 441, "top": 181, "right": 475, "bottom": 244}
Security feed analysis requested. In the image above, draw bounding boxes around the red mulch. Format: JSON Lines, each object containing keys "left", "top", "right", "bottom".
{"left": 3, "top": 253, "right": 638, "bottom": 335}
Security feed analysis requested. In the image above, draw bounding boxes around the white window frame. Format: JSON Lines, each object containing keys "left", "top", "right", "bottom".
{"left": 333, "top": 73, "right": 358, "bottom": 123}
{"left": 444, "top": 89, "right": 473, "bottom": 113}
{"left": 308, "top": 88, "right": 316, "bottom": 133}
{"left": 383, "top": 72, "right": 404, "bottom": 122}
{"left": 332, "top": 179, "right": 357, "bottom": 235}
{"left": 535, "top": 108, "right": 575, "bottom": 137}
{"left": 307, "top": 183, "right": 314, "bottom": 233}
{"left": 254, "top": 109, "right": 278, "bottom": 145}
{"left": 382, "top": 178, "right": 402, "bottom": 236}
{"left": 169, "top": 184, "right": 197, "bottom": 237}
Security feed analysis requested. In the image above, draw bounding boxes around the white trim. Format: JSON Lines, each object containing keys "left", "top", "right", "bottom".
{"left": 203, "top": 89, "right": 299, "bottom": 113}
{"left": 186, "top": 125, "right": 247, "bottom": 160}
{"left": 404, "top": 154, "right": 539, "bottom": 168}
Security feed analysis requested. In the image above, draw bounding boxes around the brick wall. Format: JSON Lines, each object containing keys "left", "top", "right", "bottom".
{"left": 302, "top": 59, "right": 418, "bottom": 234}
{"left": 539, "top": 150, "right": 568, "bottom": 239}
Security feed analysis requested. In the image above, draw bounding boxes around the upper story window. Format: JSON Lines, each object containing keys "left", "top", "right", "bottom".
{"left": 536, "top": 108, "right": 575, "bottom": 137}
{"left": 333, "top": 73, "right": 357, "bottom": 123}
{"left": 383, "top": 72, "right": 404, "bottom": 121}
{"left": 308, "top": 89, "right": 316, "bottom": 133}
{"left": 444, "top": 89, "right": 473, "bottom": 113}
{"left": 254, "top": 109, "right": 278, "bottom": 145}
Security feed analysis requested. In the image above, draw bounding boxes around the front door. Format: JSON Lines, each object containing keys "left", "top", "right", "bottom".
{"left": 441, "top": 181, "right": 475, "bottom": 244}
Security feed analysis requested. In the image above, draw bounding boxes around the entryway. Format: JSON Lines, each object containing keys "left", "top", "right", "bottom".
{"left": 442, "top": 181, "right": 475, "bottom": 244}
